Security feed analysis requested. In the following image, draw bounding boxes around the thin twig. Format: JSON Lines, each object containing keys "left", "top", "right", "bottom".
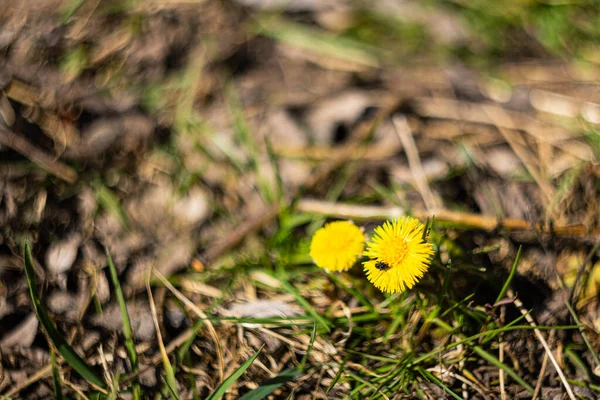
{"left": 532, "top": 330, "right": 553, "bottom": 400}
{"left": 63, "top": 378, "right": 91, "bottom": 400}
{"left": 4, "top": 365, "right": 52, "bottom": 397}
{"left": 392, "top": 115, "right": 440, "bottom": 211}
{"left": 146, "top": 276, "right": 178, "bottom": 397}
{"left": 0, "top": 125, "right": 77, "bottom": 183}
{"left": 499, "top": 305, "right": 506, "bottom": 400}
{"left": 272, "top": 143, "right": 398, "bottom": 162}
{"left": 507, "top": 289, "right": 576, "bottom": 400}
{"left": 296, "top": 199, "right": 600, "bottom": 238}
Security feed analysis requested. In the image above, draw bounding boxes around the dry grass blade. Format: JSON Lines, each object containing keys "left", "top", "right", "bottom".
{"left": 3, "top": 78, "right": 39, "bottom": 107}
{"left": 146, "top": 276, "right": 180, "bottom": 399}
{"left": 482, "top": 105, "right": 556, "bottom": 203}
{"left": 532, "top": 331, "right": 552, "bottom": 400}
{"left": 4, "top": 79, "right": 80, "bottom": 148}
{"left": 507, "top": 288, "right": 576, "bottom": 400}
{"left": 152, "top": 267, "right": 225, "bottom": 383}
{"left": 21, "top": 106, "right": 80, "bottom": 152}
{"left": 412, "top": 97, "right": 576, "bottom": 142}
{"left": 3, "top": 365, "right": 53, "bottom": 397}
{"left": 393, "top": 115, "right": 440, "bottom": 210}
{"left": 0, "top": 125, "right": 78, "bottom": 182}
{"left": 530, "top": 89, "right": 600, "bottom": 124}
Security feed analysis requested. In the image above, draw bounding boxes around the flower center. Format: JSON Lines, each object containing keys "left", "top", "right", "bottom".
{"left": 380, "top": 238, "right": 409, "bottom": 267}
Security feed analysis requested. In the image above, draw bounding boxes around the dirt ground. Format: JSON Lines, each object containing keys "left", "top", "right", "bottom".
{"left": 1, "top": 0, "right": 600, "bottom": 399}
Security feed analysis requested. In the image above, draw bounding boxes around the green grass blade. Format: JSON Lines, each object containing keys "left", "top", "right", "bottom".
{"left": 565, "top": 300, "right": 600, "bottom": 367}
{"left": 106, "top": 249, "right": 141, "bottom": 400}
{"left": 163, "top": 376, "right": 180, "bottom": 399}
{"left": 177, "top": 319, "right": 205, "bottom": 363}
{"left": 344, "top": 371, "right": 386, "bottom": 398}
{"left": 327, "top": 355, "right": 348, "bottom": 393}
{"left": 238, "top": 369, "right": 301, "bottom": 400}
{"left": 299, "top": 323, "right": 317, "bottom": 371}
{"left": 23, "top": 243, "right": 107, "bottom": 390}
{"left": 50, "top": 347, "right": 65, "bottom": 400}
{"left": 94, "top": 182, "right": 130, "bottom": 229}
{"left": 472, "top": 345, "right": 534, "bottom": 393}
{"left": 60, "top": 0, "right": 86, "bottom": 24}
{"left": 567, "top": 379, "right": 600, "bottom": 393}
{"left": 495, "top": 245, "right": 522, "bottom": 304}
{"left": 206, "top": 347, "right": 263, "bottom": 400}
{"left": 417, "top": 367, "right": 462, "bottom": 400}
{"left": 109, "top": 370, "right": 121, "bottom": 400}
{"left": 264, "top": 135, "right": 284, "bottom": 204}
{"left": 255, "top": 17, "right": 379, "bottom": 68}
{"left": 383, "top": 312, "right": 405, "bottom": 344}
{"left": 565, "top": 347, "right": 592, "bottom": 380}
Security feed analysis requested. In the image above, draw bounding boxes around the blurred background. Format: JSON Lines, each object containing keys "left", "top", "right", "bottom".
{"left": 1, "top": 0, "right": 600, "bottom": 398}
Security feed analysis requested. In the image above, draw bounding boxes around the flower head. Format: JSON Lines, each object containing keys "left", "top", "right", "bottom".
{"left": 363, "top": 217, "right": 434, "bottom": 293}
{"left": 310, "top": 220, "right": 365, "bottom": 272}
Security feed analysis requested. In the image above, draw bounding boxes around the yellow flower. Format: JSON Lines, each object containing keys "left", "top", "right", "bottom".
{"left": 363, "top": 217, "right": 434, "bottom": 293}
{"left": 310, "top": 220, "right": 365, "bottom": 272}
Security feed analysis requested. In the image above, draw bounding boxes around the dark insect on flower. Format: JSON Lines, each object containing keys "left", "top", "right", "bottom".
{"left": 375, "top": 261, "right": 390, "bottom": 271}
